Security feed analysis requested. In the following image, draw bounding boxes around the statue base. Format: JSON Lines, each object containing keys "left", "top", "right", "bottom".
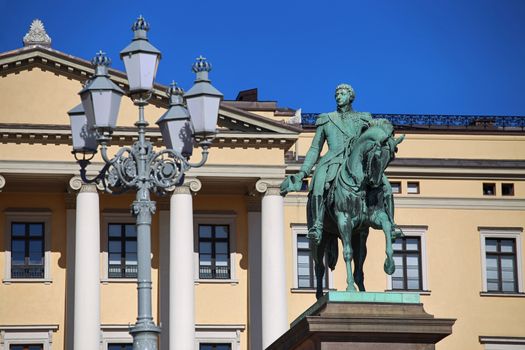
{"left": 266, "top": 291, "right": 455, "bottom": 350}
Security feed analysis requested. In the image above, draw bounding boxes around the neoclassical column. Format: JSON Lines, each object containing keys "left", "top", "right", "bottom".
{"left": 170, "top": 177, "right": 201, "bottom": 350}
{"left": 71, "top": 178, "right": 101, "bottom": 350}
{"left": 256, "top": 179, "right": 288, "bottom": 348}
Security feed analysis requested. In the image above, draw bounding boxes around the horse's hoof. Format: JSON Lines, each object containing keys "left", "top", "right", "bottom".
{"left": 384, "top": 259, "right": 395, "bottom": 275}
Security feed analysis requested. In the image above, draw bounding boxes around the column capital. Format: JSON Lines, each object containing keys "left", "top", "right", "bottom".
{"left": 68, "top": 176, "right": 103, "bottom": 193}
{"left": 173, "top": 177, "right": 202, "bottom": 195}
{"left": 255, "top": 178, "right": 282, "bottom": 196}
{"left": 0, "top": 174, "right": 5, "bottom": 192}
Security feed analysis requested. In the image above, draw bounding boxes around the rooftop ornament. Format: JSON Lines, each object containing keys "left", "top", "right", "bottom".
{"left": 67, "top": 16, "right": 222, "bottom": 349}
{"left": 23, "top": 19, "right": 51, "bottom": 47}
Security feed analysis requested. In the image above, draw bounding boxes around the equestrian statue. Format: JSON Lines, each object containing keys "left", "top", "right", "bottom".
{"left": 280, "top": 84, "right": 404, "bottom": 299}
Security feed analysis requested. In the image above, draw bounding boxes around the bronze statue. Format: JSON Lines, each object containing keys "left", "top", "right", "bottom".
{"left": 281, "top": 84, "right": 404, "bottom": 298}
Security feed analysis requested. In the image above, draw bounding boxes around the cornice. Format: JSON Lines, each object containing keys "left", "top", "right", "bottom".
{"left": 0, "top": 123, "right": 296, "bottom": 150}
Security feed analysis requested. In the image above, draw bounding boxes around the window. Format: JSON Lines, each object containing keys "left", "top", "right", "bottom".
{"left": 198, "top": 225, "right": 231, "bottom": 279}
{"left": 391, "top": 237, "right": 423, "bottom": 290}
{"left": 100, "top": 325, "right": 133, "bottom": 349}
{"left": 390, "top": 181, "right": 401, "bottom": 194}
{"left": 200, "top": 344, "right": 232, "bottom": 350}
{"left": 11, "top": 222, "right": 44, "bottom": 279}
{"left": 479, "top": 228, "right": 523, "bottom": 294}
{"left": 483, "top": 183, "right": 496, "bottom": 196}
{"left": 387, "top": 226, "right": 428, "bottom": 292}
{"left": 407, "top": 181, "right": 420, "bottom": 194}
{"left": 291, "top": 225, "right": 333, "bottom": 291}
{"left": 485, "top": 238, "right": 518, "bottom": 293}
{"left": 296, "top": 234, "right": 328, "bottom": 289}
{"left": 195, "top": 324, "right": 244, "bottom": 350}
{"left": 194, "top": 213, "right": 237, "bottom": 283}
{"left": 108, "top": 223, "right": 138, "bottom": 278}
{"left": 101, "top": 212, "right": 137, "bottom": 282}
{"left": 502, "top": 183, "right": 515, "bottom": 196}
{"left": 0, "top": 325, "right": 57, "bottom": 350}
{"left": 3, "top": 210, "right": 52, "bottom": 283}
{"left": 108, "top": 344, "right": 132, "bottom": 350}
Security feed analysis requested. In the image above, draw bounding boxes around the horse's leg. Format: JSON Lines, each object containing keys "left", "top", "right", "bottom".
{"left": 375, "top": 212, "right": 395, "bottom": 275}
{"left": 353, "top": 228, "right": 369, "bottom": 291}
{"left": 336, "top": 211, "right": 356, "bottom": 291}
{"left": 314, "top": 237, "right": 327, "bottom": 299}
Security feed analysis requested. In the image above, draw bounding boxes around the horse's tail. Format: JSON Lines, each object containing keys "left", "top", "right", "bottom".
{"left": 326, "top": 234, "right": 338, "bottom": 270}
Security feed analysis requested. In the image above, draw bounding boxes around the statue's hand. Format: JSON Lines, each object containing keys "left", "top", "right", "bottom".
{"left": 280, "top": 173, "right": 305, "bottom": 196}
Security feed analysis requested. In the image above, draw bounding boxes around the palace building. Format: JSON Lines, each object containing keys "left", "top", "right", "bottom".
{"left": 1, "top": 21, "right": 524, "bottom": 350}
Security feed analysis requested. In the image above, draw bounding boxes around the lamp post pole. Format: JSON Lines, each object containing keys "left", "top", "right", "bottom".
{"left": 68, "top": 16, "right": 223, "bottom": 350}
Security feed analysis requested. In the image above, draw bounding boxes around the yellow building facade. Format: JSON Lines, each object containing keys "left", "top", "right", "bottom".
{"left": 1, "top": 25, "right": 524, "bottom": 350}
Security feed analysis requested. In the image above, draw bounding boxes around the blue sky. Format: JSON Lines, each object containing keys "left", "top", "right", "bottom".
{"left": 2, "top": 0, "right": 524, "bottom": 116}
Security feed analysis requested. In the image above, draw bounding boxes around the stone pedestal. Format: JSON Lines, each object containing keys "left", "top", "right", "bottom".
{"left": 267, "top": 292, "right": 455, "bottom": 350}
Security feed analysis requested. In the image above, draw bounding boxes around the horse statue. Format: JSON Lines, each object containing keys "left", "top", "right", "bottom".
{"left": 311, "top": 119, "right": 405, "bottom": 299}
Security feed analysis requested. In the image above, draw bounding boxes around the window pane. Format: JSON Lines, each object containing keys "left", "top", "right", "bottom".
{"left": 392, "top": 240, "right": 402, "bottom": 251}
{"left": 502, "top": 282, "right": 517, "bottom": 292}
{"left": 215, "top": 225, "right": 229, "bottom": 239}
{"left": 109, "top": 253, "right": 121, "bottom": 265}
{"left": 109, "top": 241, "right": 121, "bottom": 253}
{"left": 501, "top": 256, "right": 515, "bottom": 269}
{"left": 200, "top": 242, "right": 212, "bottom": 254}
{"left": 126, "top": 253, "right": 138, "bottom": 265}
{"left": 298, "top": 276, "right": 311, "bottom": 288}
{"left": 108, "top": 224, "right": 122, "bottom": 237}
{"left": 217, "top": 345, "right": 232, "bottom": 350}
{"left": 11, "top": 223, "right": 26, "bottom": 236}
{"left": 500, "top": 239, "right": 514, "bottom": 253}
{"left": 297, "top": 235, "right": 310, "bottom": 249}
{"left": 12, "top": 239, "right": 25, "bottom": 254}
{"left": 200, "top": 254, "right": 212, "bottom": 266}
{"left": 126, "top": 241, "right": 137, "bottom": 254}
{"left": 125, "top": 225, "right": 137, "bottom": 237}
{"left": 199, "top": 225, "right": 212, "bottom": 238}
{"left": 392, "top": 278, "right": 404, "bottom": 289}
{"left": 216, "top": 242, "right": 228, "bottom": 255}
{"left": 485, "top": 239, "right": 498, "bottom": 252}
{"left": 29, "top": 223, "right": 44, "bottom": 236}
{"left": 487, "top": 281, "right": 499, "bottom": 291}
{"left": 29, "top": 346, "right": 44, "bottom": 350}
{"left": 407, "top": 278, "right": 420, "bottom": 290}
{"left": 406, "top": 255, "right": 419, "bottom": 268}
{"left": 405, "top": 238, "right": 419, "bottom": 251}
{"left": 216, "top": 254, "right": 229, "bottom": 266}
{"left": 407, "top": 266, "right": 419, "bottom": 278}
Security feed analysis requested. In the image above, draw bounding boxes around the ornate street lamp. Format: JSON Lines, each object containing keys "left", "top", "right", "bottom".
{"left": 68, "top": 16, "right": 222, "bottom": 350}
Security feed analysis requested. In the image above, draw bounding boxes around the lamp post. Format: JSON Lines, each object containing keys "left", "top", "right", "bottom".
{"left": 68, "top": 16, "right": 223, "bottom": 350}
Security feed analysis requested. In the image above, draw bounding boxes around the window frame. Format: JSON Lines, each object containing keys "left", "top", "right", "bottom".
{"left": 107, "top": 223, "right": 138, "bottom": 279}
{"left": 101, "top": 212, "right": 137, "bottom": 283}
{"left": 0, "top": 325, "right": 58, "bottom": 350}
{"left": 3, "top": 210, "right": 52, "bottom": 284}
{"left": 386, "top": 226, "right": 429, "bottom": 293}
{"left": 195, "top": 324, "right": 244, "bottom": 350}
{"left": 291, "top": 224, "right": 334, "bottom": 291}
{"left": 193, "top": 213, "right": 237, "bottom": 284}
{"left": 101, "top": 325, "right": 133, "bottom": 350}
{"left": 479, "top": 228, "right": 523, "bottom": 294}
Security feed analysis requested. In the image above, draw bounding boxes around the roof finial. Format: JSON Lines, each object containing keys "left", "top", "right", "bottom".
{"left": 23, "top": 19, "right": 51, "bottom": 47}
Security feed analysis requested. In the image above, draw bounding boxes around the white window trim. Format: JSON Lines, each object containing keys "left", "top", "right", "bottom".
{"left": 479, "top": 227, "right": 523, "bottom": 294}
{"left": 101, "top": 212, "right": 137, "bottom": 283}
{"left": 194, "top": 213, "right": 238, "bottom": 284}
{"left": 0, "top": 324, "right": 58, "bottom": 350}
{"left": 480, "top": 336, "right": 525, "bottom": 350}
{"left": 291, "top": 224, "right": 334, "bottom": 291}
{"left": 195, "top": 324, "right": 245, "bottom": 350}
{"left": 3, "top": 209, "right": 52, "bottom": 284}
{"left": 386, "top": 226, "right": 429, "bottom": 292}
{"left": 101, "top": 324, "right": 133, "bottom": 349}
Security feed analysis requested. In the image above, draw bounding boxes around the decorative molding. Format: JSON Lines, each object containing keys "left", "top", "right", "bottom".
{"left": 23, "top": 19, "right": 52, "bottom": 47}
{"left": 0, "top": 175, "right": 5, "bottom": 191}
{"left": 394, "top": 197, "right": 525, "bottom": 210}
{"left": 69, "top": 176, "right": 104, "bottom": 192}
{"left": 79, "top": 183, "right": 98, "bottom": 193}
{"left": 173, "top": 177, "right": 202, "bottom": 195}
{"left": 255, "top": 178, "right": 283, "bottom": 196}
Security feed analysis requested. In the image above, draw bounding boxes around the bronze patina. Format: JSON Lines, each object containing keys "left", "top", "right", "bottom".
{"left": 281, "top": 84, "right": 404, "bottom": 298}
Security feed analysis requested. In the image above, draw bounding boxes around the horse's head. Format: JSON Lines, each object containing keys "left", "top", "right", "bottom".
{"left": 361, "top": 120, "right": 404, "bottom": 187}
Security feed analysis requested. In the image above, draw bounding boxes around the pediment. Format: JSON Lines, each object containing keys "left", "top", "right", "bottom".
{"left": 0, "top": 45, "right": 300, "bottom": 135}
